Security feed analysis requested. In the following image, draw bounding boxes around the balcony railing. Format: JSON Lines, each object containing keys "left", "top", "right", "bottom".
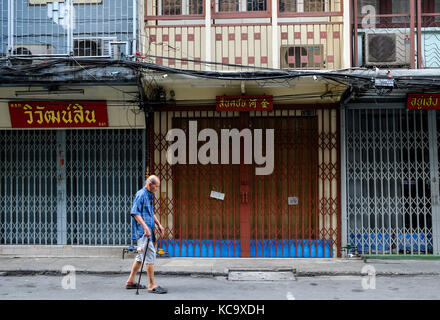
{"left": 144, "top": 0, "right": 344, "bottom": 71}
{"left": 146, "top": 0, "right": 205, "bottom": 20}
{"left": 279, "top": 0, "right": 342, "bottom": 16}
{"left": 352, "top": 0, "right": 440, "bottom": 68}
{"left": 145, "top": 0, "right": 342, "bottom": 19}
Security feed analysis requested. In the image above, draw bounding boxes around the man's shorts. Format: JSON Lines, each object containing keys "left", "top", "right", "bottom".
{"left": 135, "top": 236, "right": 156, "bottom": 264}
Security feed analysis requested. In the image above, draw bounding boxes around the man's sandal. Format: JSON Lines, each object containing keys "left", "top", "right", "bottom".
{"left": 125, "top": 283, "right": 147, "bottom": 289}
{"left": 148, "top": 286, "right": 167, "bottom": 294}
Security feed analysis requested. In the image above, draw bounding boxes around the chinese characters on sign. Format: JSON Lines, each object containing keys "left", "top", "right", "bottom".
{"left": 216, "top": 96, "right": 274, "bottom": 112}
{"left": 8, "top": 101, "right": 109, "bottom": 128}
{"left": 407, "top": 93, "right": 440, "bottom": 110}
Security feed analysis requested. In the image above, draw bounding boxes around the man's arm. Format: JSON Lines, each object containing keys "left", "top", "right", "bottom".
{"left": 132, "top": 214, "right": 151, "bottom": 238}
{"left": 154, "top": 215, "right": 164, "bottom": 236}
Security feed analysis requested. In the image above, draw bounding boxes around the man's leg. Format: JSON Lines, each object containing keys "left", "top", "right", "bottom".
{"left": 146, "top": 264, "right": 156, "bottom": 290}
{"left": 126, "top": 237, "right": 146, "bottom": 286}
{"left": 144, "top": 241, "right": 166, "bottom": 293}
{"left": 126, "top": 260, "right": 141, "bottom": 285}
{"left": 146, "top": 241, "right": 157, "bottom": 289}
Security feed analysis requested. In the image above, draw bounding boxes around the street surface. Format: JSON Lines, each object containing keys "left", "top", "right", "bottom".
{"left": 0, "top": 274, "right": 439, "bottom": 300}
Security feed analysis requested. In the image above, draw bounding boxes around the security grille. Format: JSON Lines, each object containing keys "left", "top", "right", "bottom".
{"left": 346, "top": 109, "right": 433, "bottom": 255}
{"left": 65, "top": 129, "right": 145, "bottom": 245}
{"left": 0, "top": 130, "right": 58, "bottom": 245}
{"left": 0, "top": 129, "right": 145, "bottom": 245}
{"left": 152, "top": 108, "right": 339, "bottom": 257}
{"left": 4, "top": 0, "right": 135, "bottom": 58}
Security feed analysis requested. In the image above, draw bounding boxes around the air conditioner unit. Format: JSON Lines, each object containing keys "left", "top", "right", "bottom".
{"left": 7, "top": 44, "right": 54, "bottom": 65}
{"left": 364, "top": 32, "right": 411, "bottom": 67}
{"left": 73, "top": 37, "right": 118, "bottom": 57}
{"left": 280, "top": 45, "right": 324, "bottom": 69}
{"left": 109, "top": 42, "right": 128, "bottom": 60}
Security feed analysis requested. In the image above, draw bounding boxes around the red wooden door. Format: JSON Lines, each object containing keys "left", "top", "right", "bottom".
{"left": 160, "top": 113, "right": 322, "bottom": 257}
{"left": 249, "top": 116, "right": 319, "bottom": 257}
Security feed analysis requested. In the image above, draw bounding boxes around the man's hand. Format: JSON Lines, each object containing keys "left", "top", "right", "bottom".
{"left": 143, "top": 227, "right": 151, "bottom": 238}
{"left": 157, "top": 224, "right": 165, "bottom": 237}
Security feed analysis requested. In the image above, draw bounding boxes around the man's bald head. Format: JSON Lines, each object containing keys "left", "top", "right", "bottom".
{"left": 146, "top": 175, "right": 160, "bottom": 193}
{"left": 146, "top": 175, "right": 160, "bottom": 186}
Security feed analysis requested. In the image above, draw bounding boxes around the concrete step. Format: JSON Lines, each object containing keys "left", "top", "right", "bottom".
{"left": 227, "top": 267, "right": 297, "bottom": 281}
{"left": 228, "top": 271, "right": 297, "bottom": 281}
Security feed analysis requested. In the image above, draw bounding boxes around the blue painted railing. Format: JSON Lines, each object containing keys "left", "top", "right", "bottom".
{"left": 349, "top": 233, "right": 433, "bottom": 253}
{"left": 156, "top": 239, "right": 333, "bottom": 258}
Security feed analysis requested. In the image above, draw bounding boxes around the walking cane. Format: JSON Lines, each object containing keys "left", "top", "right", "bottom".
{"left": 136, "top": 236, "right": 151, "bottom": 295}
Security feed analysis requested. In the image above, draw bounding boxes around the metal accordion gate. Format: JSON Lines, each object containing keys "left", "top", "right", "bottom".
{"left": 0, "top": 130, "right": 58, "bottom": 244}
{"left": 344, "top": 108, "right": 439, "bottom": 255}
{"left": 0, "top": 128, "right": 145, "bottom": 245}
{"left": 151, "top": 107, "right": 340, "bottom": 258}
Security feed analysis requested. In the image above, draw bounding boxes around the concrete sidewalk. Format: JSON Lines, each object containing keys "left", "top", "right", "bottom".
{"left": 1, "top": 246, "right": 440, "bottom": 277}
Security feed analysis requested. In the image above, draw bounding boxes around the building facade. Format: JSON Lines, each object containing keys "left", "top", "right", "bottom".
{"left": 0, "top": 0, "right": 146, "bottom": 246}
{"left": 142, "top": 0, "right": 346, "bottom": 257}
{"left": 342, "top": 0, "right": 440, "bottom": 255}
{"left": 1, "top": 0, "right": 439, "bottom": 257}
{"left": 142, "top": 0, "right": 440, "bottom": 257}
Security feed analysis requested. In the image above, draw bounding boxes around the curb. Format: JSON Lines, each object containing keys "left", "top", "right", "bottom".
{"left": 2, "top": 269, "right": 440, "bottom": 277}
{"left": 0, "top": 270, "right": 223, "bottom": 277}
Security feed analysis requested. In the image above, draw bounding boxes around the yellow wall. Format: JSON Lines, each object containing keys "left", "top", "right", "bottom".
{"left": 155, "top": 76, "right": 347, "bottom": 106}
{"left": 0, "top": 86, "right": 145, "bottom": 130}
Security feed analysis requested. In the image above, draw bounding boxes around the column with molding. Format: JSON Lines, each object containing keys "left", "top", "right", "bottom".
{"left": 206, "top": 0, "right": 212, "bottom": 70}
{"left": 272, "top": 0, "right": 279, "bottom": 68}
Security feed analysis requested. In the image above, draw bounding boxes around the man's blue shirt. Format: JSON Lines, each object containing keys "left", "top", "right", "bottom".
{"left": 130, "top": 187, "right": 155, "bottom": 241}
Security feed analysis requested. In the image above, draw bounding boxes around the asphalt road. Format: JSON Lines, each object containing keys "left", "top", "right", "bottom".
{"left": 0, "top": 274, "right": 439, "bottom": 300}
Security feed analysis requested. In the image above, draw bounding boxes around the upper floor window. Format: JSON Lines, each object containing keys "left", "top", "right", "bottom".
{"left": 160, "top": 0, "right": 203, "bottom": 15}
{"left": 390, "top": 0, "right": 409, "bottom": 23}
{"left": 422, "top": 0, "right": 440, "bottom": 12}
{"left": 357, "top": 0, "right": 440, "bottom": 25}
{"left": 422, "top": 0, "right": 440, "bottom": 22}
{"left": 217, "top": 0, "right": 267, "bottom": 12}
{"left": 279, "top": 0, "right": 325, "bottom": 13}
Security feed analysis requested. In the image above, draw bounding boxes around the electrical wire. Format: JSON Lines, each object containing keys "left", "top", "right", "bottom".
{"left": 0, "top": 56, "right": 372, "bottom": 82}
{"left": 2, "top": 56, "right": 440, "bottom": 99}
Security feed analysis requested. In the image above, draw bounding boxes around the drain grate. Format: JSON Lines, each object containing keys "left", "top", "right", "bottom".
{"left": 227, "top": 268, "right": 297, "bottom": 281}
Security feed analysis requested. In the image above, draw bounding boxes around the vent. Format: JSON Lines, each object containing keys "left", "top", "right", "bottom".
{"left": 7, "top": 44, "right": 54, "bottom": 66}
{"left": 364, "top": 32, "right": 411, "bottom": 67}
{"left": 280, "top": 45, "right": 324, "bottom": 69}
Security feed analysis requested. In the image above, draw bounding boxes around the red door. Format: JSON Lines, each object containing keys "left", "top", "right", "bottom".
{"left": 172, "top": 117, "right": 241, "bottom": 257}
{"left": 249, "top": 116, "right": 320, "bottom": 257}
{"left": 152, "top": 111, "right": 335, "bottom": 258}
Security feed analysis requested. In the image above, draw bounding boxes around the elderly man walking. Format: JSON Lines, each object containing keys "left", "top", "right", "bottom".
{"left": 125, "top": 175, "right": 167, "bottom": 294}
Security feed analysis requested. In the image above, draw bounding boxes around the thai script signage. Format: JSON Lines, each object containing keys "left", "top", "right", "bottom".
{"left": 8, "top": 101, "right": 108, "bottom": 128}
{"left": 407, "top": 93, "right": 440, "bottom": 110}
{"left": 216, "top": 96, "right": 273, "bottom": 112}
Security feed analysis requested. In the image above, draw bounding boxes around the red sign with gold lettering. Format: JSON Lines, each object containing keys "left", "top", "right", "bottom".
{"left": 407, "top": 93, "right": 440, "bottom": 110}
{"left": 8, "top": 101, "right": 109, "bottom": 128}
{"left": 216, "top": 95, "right": 273, "bottom": 112}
